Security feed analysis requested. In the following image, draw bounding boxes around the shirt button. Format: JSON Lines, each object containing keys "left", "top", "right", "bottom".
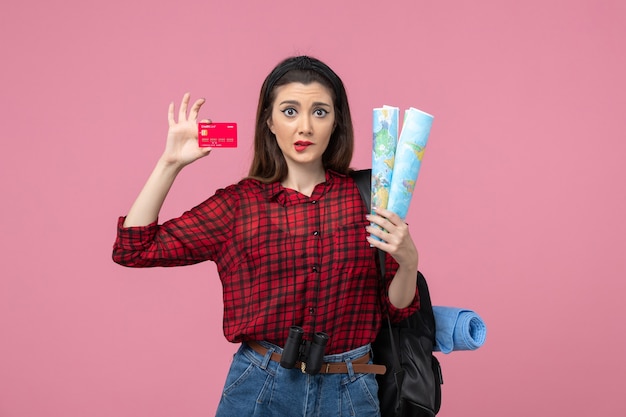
{"left": 309, "top": 307, "right": 315, "bottom": 314}
{"left": 313, "top": 231, "right": 319, "bottom": 236}
{"left": 311, "top": 200, "right": 317, "bottom": 204}
{"left": 312, "top": 265, "right": 318, "bottom": 272}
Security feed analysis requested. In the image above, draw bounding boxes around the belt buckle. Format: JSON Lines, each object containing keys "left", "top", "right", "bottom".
{"left": 301, "top": 362, "right": 331, "bottom": 373}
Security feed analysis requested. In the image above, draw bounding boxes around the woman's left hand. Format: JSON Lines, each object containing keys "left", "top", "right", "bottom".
{"left": 366, "top": 207, "right": 418, "bottom": 270}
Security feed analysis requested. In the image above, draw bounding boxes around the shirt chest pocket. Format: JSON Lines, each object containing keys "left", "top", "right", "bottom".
{"left": 328, "top": 219, "right": 375, "bottom": 273}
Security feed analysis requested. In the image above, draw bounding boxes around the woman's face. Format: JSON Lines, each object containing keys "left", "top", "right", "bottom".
{"left": 267, "top": 82, "right": 335, "bottom": 171}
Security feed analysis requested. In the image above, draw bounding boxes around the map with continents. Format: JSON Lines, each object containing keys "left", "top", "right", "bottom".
{"left": 371, "top": 106, "right": 398, "bottom": 211}
{"left": 387, "top": 108, "right": 433, "bottom": 220}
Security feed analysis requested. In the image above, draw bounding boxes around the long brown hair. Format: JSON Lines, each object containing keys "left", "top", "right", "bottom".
{"left": 248, "top": 56, "right": 354, "bottom": 183}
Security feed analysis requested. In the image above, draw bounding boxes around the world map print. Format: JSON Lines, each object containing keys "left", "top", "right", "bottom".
{"left": 372, "top": 107, "right": 433, "bottom": 222}
{"left": 371, "top": 106, "right": 399, "bottom": 212}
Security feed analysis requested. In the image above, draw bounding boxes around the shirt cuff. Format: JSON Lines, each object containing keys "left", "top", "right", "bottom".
{"left": 387, "top": 288, "right": 420, "bottom": 323}
{"left": 114, "top": 216, "right": 158, "bottom": 250}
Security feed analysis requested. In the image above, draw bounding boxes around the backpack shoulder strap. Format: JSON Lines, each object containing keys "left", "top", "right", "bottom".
{"left": 350, "top": 168, "right": 386, "bottom": 272}
{"left": 351, "top": 169, "right": 372, "bottom": 212}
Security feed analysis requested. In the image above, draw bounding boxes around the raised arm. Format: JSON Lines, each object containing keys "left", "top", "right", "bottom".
{"left": 123, "top": 93, "right": 212, "bottom": 227}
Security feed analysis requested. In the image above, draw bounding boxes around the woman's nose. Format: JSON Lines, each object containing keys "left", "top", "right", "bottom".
{"left": 298, "top": 115, "right": 313, "bottom": 135}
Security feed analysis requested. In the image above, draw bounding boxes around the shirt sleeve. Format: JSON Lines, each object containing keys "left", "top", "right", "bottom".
{"left": 112, "top": 186, "right": 239, "bottom": 267}
{"left": 381, "top": 251, "right": 420, "bottom": 323}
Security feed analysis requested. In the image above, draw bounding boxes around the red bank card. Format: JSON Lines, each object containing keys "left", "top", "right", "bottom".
{"left": 198, "top": 123, "right": 238, "bottom": 148}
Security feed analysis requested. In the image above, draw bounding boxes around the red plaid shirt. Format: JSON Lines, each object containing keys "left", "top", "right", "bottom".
{"left": 113, "top": 170, "right": 418, "bottom": 354}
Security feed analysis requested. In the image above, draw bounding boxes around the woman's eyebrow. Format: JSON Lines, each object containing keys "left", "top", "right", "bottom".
{"left": 279, "top": 100, "right": 301, "bottom": 106}
{"left": 278, "top": 100, "right": 332, "bottom": 108}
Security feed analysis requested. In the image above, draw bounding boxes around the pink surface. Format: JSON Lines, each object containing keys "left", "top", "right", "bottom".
{"left": 1, "top": 0, "right": 625, "bottom": 416}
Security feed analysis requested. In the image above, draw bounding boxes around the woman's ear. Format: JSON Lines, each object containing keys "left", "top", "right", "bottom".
{"left": 267, "top": 118, "right": 274, "bottom": 134}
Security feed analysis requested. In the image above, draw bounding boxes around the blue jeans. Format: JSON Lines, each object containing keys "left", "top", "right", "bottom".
{"left": 215, "top": 341, "right": 381, "bottom": 417}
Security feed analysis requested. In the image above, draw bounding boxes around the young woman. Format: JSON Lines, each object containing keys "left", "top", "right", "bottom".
{"left": 113, "top": 55, "right": 419, "bottom": 417}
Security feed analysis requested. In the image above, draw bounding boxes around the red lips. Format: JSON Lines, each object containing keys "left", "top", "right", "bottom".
{"left": 294, "top": 141, "right": 313, "bottom": 152}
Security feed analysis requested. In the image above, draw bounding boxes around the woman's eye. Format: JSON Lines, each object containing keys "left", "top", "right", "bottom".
{"left": 282, "top": 108, "right": 297, "bottom": 117}
{"left": 314, "top": 109, "right": 328, "bottom": 117}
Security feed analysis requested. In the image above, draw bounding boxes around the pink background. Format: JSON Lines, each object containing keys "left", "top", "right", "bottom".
{"left": 1, "top": 0, "right": 625, "bottom": 416}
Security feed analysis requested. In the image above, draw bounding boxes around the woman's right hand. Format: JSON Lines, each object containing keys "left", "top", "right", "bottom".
{"left": 161, "top": 92, "right": 212, "bottom": 168}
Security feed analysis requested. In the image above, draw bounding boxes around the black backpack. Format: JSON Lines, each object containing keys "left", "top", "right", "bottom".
{"left": 352, "top": 169, "right": 443, "bottom": 417}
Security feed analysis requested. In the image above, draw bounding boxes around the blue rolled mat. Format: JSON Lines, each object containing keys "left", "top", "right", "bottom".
{"left": 433, "top": 306, "right": 487, "bottom": 353}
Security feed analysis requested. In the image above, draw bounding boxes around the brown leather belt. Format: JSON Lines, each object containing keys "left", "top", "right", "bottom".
{"left": 247, "top": 341, "right": 386, "bottom": 375}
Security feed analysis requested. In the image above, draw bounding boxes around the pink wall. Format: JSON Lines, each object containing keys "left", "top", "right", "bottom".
{"left": 1, "top": 0, "right": 625, "bottom": 416}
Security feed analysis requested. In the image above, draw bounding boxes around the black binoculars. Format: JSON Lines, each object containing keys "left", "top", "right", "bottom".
{"left": 280, "top": 326, "right": 329, "bottom": 375}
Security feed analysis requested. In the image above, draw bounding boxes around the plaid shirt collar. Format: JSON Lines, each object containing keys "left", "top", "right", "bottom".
{"left": 262, "top": 169, "right": 344, "bottom": 206}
